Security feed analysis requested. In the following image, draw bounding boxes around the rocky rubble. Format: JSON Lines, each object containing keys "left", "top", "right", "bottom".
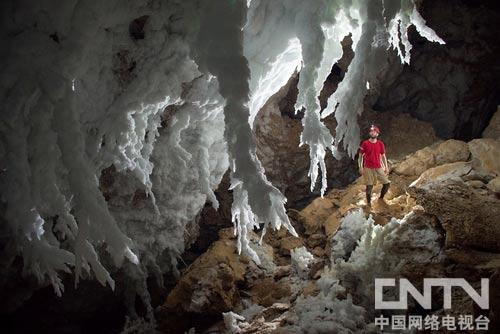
{"left": 157, "top": 227, "right": 298, "bottom": 333}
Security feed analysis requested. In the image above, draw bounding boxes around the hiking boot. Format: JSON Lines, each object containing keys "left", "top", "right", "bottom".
{"left": 380, "top": 183, "right": 390, "bottom": 199}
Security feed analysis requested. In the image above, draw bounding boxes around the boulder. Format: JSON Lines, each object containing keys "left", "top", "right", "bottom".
{"left": 483, "top": 106, "right": 500, "bottom": 139}
{"left": 410, "top": 161, "right": 472, "bottom": 189}
{"left": 410, "top": 179, "right": 500, "bottom": 252}
{"left": 433, "top": 140, "right": 471, "bottom": 165}
{"left": 394, "top": 140, "right": 470, "bottom": 176}
{"left": 298, "top": 197, "right": 335, "bottom": 235}
{"left": 311, "top": 247, "right": 326, "bottom": 258}
{"left": 394, "top": 146, "right": 436, "bottom": 176}
{"left": 273, "top": 266, "right": 291, "bottom": 280}
{"left": 468, "top": 138, "right": 500, "bottom": 176}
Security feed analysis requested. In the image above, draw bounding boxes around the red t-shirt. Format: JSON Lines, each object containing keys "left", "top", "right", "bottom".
{"left": 359, "top": 139, "right": 385, "bottom": 169}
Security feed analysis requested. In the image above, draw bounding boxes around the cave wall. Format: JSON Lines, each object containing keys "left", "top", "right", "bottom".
{"left": 374, "top": 0, "right": 500, "bottom": 140}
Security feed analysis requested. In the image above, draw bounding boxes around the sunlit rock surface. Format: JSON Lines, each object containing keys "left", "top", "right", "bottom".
{"left": 394, "top": 139, "right": 470, "bottom": 176}
{"left": 468, "top": 138, "right": 500, "bottom": 176}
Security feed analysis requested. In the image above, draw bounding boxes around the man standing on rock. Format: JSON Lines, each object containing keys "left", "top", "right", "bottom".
{"left": 358, "top": 125, "right": 390, "bottom": 205}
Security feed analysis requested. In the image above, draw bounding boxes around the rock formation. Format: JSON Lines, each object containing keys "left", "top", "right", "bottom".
{"left": 157, "top": 128, "right": 500, "bottom": 333}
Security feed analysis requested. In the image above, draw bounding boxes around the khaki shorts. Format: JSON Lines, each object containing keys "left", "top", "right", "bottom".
{"left": 363, "top": 167, "right": 390, "bottom": 186}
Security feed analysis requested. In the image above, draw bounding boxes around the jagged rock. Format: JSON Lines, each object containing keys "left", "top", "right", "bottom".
{"left": 410, "top": 179, "right": 500, "bottom": 252}
{"left": 468, "top": 138, "right": 500, "bottom": 176}
{"left": 483, "top": 106, "right": 500, "bottom": 139}
{"left": 394, "top": 139, "right": 470, "bottom": 176}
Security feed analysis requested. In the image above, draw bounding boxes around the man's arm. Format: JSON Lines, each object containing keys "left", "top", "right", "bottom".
{"left": 379, "top": 141, "right": 389, "bottom": 174}
{"left": 358, "top": 142, "right": 365, "bottom": 175}
{"left": 381, "top": 154, "right": 389, "bottom": 174}
{"left": 358, "top": 153, "right": 364, "bottom": 175}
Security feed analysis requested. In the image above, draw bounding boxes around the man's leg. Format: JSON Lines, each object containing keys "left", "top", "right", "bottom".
{"left": 375, "top": 168, "right": 391, "bottom": 200}
{"left": 364, "top": 168, "right": 374, "bottom": 205}
{"left": 380, "top": 183, "right": 390, "bottom": 199}
{"left": 366, "top": 185, "right": 373, "bottom": 205}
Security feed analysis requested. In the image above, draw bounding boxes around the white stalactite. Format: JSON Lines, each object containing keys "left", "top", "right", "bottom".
{"left": 1, "top": 0, "right": 444, "bottom": 305}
